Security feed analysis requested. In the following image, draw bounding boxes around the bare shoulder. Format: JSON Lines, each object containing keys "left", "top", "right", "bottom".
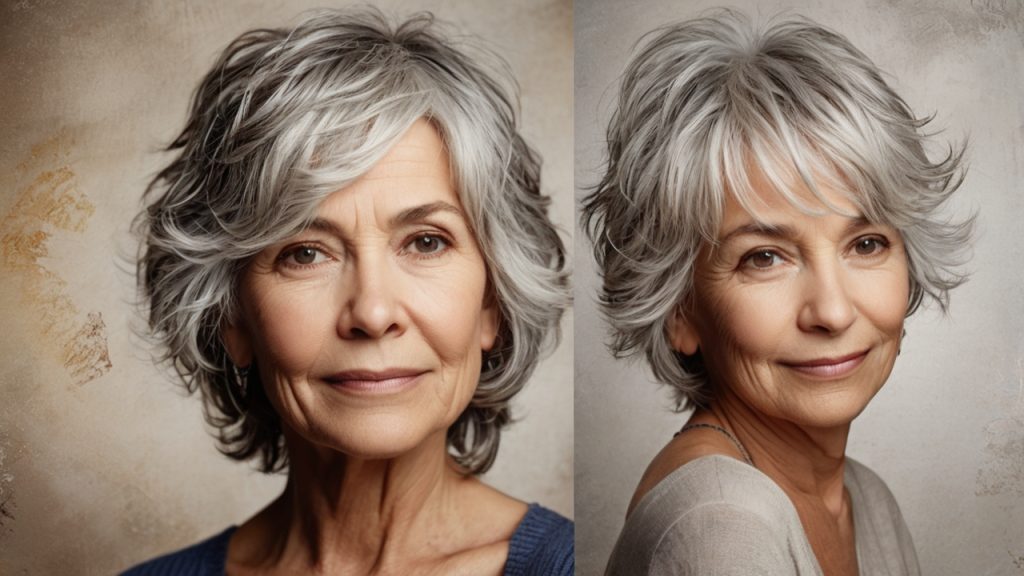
{"left": 628, "top": 427, "right": 749, "bottom": 515}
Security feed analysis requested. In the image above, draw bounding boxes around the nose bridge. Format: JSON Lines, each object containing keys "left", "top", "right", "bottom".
{"left": 339, "top": 246, "right": 402, "bottom": 339}
{"left": 798, "top": 252, "right": 856, "bottom": 334}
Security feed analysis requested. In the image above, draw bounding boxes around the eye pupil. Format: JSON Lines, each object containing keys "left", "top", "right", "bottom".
{"left": 295, "top": 247, "right": 317, "bottom": 264}
{"left": 856, "top": 239, "right": 876, "bottom": 255}
{"left": 416, "top": 235, "right": 444, "bottom": 253}
{"left": 751, "top": 251, "right": 775, "bottom": 268}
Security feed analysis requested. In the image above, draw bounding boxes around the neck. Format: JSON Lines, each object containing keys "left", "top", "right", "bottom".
{"left": 250, "top": 428, "right": 475, "bottom": 572}
{"left": 705, "top": 389, "right": 850, "bottom": 518}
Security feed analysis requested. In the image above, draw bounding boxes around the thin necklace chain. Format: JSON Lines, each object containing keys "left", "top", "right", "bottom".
{"left": 676, "top": 423, "right": 754, "bottom": 467}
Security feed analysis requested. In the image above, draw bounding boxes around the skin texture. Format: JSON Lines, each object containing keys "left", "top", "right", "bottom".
{"left": 633, "top": 165, "right": 909, "bottom": 576}
{"left": 221, "top": 120, "right": 527, "bottom": 575}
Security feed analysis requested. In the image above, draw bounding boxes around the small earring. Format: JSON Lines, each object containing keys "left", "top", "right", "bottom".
{"left": 483, "top": 350, "right": 503, "bottom": 373}
{"left": 225, "top": 363, "right": 250, "bottom": 415}
{"left": 232, "top": 364, "right": 250, "bottom": 394}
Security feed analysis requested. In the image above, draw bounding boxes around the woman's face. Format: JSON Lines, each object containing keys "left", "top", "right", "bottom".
{"left": 672, "top": 168, "right": 909, "bottom": 429}
{"left": 224, "top": 120, "right": 497, "bottom": 459}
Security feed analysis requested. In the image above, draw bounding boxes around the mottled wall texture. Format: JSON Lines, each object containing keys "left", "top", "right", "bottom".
{"left": 575, "top": 1, "right": 1024, "bottom": 575}
{"left": 0, "top": 1, "right": 572, "bottom": 573}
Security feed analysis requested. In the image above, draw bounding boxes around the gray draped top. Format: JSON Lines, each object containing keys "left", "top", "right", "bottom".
{"left": 606, "top": 455, "right": 920, "bottom": 575}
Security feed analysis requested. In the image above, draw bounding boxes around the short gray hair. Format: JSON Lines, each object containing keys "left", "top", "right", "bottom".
{"left": 137, "top": 8, "right": 569, "bottom": 474}
{"left": 581, "top": 10, "right": 973, "bottom": 409}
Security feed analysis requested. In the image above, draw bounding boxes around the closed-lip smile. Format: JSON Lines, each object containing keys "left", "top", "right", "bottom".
{"left": 780, "top": 350, "right": 869, "bottom": 379}
{"left": 324, "top": 369, "right": 427, "bottom": 393}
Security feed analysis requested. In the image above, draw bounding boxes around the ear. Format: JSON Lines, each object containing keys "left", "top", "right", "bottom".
{"left": 480, "top": 291, "right": 500, "bottom": 352}
{"left": 668, "top": 309, "right": 701, "bottom": 356}
{"left": 221, "top": 317, "right": 254, "bottom": 368}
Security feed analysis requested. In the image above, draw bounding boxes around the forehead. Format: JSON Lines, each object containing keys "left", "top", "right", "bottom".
{"left": 358, "top": 119, "right": 451, "bottom": 184}
{"left": 317, "top": 119, "right": 460, "bottom": 216}
{"left": 720, "top": 160, "right": 861, "bottom": 233}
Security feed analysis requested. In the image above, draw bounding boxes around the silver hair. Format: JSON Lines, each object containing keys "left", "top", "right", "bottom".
{"left": 137, "top": 8, "right": 569, "bottom": 474}
{"left": 581, "top": 10, "right": 973, "bottom": 409}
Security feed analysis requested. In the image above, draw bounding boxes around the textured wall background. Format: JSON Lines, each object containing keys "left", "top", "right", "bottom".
{"left": 575, "top": 1, "right": 1023, "bottom": 575}
{"left": 0, "top": 1, "right": 572, "bottom": 573}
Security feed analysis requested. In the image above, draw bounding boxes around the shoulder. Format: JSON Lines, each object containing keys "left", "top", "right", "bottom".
{"left": 120, "top": 526, "right": 235, "bottom": 576}
{"left": 607, "top": 456, "right": 809, "bottom": 576}
{"left": 504, "top": 504, "right": 574, "bottom": 576}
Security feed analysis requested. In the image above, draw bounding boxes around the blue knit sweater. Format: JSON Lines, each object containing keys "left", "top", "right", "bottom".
{"left": 122, "top": 504, "right": 573, "bottom": 575}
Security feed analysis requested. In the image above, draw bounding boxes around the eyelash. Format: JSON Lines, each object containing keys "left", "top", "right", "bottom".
{"left": 277, "top": 232, "right": 453, "bottom": 270}
{"left": 277, "top": 244, "right": 330, "bottom": 269}
{"left": 739, "top": 235, "right": 891, "bottom": 271}
{"left": 401, "top": 232, "right": 452, "bottom": 259}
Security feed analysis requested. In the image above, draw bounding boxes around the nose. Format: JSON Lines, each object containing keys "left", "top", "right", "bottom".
{"left": 796, "top": 261, "right": 857, "bottom": 335}
{"left": 337, "top": 254, "right": 405, "bottom": 340}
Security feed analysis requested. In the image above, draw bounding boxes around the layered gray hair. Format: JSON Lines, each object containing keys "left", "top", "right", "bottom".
{"left": 137, "top": 9, "right": 569, "bottom": 474}
{"left": 581, "top": 10, "right": 972, "bottom": 409}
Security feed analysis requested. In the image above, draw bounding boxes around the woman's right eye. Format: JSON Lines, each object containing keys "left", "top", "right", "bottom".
{"left": 280, "top": 245, "right": 328, "bottom": 267}
{"left": 742, "top": 250, "right": 782, "bottom": 270}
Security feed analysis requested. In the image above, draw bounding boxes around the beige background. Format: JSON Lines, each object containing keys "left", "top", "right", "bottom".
{"left": 575, "top": 1, "right": 1024, "bottom": 575}
{"left": 0, "top": 1, "right": 572, "bottom": 573}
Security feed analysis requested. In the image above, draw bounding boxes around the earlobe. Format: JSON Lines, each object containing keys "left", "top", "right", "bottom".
{"left": 668, "top": 311, "right": 701, "bottom": 356}
{"left": 221, "top": 318, "right": 253, "bottom": 367}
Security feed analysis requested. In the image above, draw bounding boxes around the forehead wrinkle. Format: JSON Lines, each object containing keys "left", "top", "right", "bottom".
{"left": 304, "top": 199, "right": 463, "bottom": 239}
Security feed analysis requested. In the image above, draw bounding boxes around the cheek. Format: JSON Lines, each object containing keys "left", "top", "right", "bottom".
{"left": 408, "top": 267, "right": 488, "bottom": 365}
{"left": 245, "top": 280, "right": 332, "bottom": 377}
{"left": 859, "top": 268, "right": 910, "bottom": 334}
{"left": 700, "top": 282, "right": 793, "bottom": 363}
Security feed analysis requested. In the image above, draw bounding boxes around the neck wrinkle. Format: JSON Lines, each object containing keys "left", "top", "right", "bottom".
{"left": 709, "top": 387, "right": 850, "bottom": 517}
{"left": 266, "top": 426, "right": 468, "bottom": 572}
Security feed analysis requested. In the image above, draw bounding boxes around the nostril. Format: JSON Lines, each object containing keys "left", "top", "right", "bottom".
{"left": 349, "top": 326, "right": 371, "bottom": 339}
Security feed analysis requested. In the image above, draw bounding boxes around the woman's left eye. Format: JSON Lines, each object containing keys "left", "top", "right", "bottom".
{"left": 852, "top": 236, "right": 889, "bottom": 256}
{"left": 407, "top": 234, "right": 450, "bottom": 256}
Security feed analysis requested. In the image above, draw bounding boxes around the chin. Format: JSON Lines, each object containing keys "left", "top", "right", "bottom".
{"left": 787, "top": 389, "right": 877, "bottom": 430}
{"left": 301, "top": 412, "right": 442, "bottom": 461}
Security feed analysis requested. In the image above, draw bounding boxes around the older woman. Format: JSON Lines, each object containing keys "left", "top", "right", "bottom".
{"left": 124, "top": 9, "right": 571, "bottom": 575}
{"left": 583, "top": 11, "right": 972, "bottom": 576}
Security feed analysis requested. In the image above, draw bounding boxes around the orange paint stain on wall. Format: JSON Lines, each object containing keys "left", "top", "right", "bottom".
{"left": 1, "top": 134, "right": 112, "bottom": 386}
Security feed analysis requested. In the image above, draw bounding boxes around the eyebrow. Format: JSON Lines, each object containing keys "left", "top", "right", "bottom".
{"left": 306, "top": 201, "right": 464, "bottom": 237}
{"left": 719, "top": 216, "right": 873, "bottom": 244}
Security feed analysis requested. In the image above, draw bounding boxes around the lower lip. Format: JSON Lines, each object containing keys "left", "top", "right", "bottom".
{"left": 784, "top": 353, "right": 868, "bottom": 379}
{"left": 326, "top": 373, "right": 424, "bottom": 394}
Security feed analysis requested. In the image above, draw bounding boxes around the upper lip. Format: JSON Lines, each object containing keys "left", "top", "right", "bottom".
{"left": 324, "top": 369, "right": 426, "bottom": 381}
{"left": 781, "top": 350, "right": 869, "bottom": 367}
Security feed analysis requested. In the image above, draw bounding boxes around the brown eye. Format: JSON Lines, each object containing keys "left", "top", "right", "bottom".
{"left": 746, "top": 250, "right": 780, "bottom": 269}
{"left": 283, "top": 246, "right": 326, "bottom": 266}
{"left": 409, "top": 234, "right": 449, "bottom": 255}
{"left": 853, "top": 237, "right": 887, "bottom": 256}
{"left": 296, "top": 247, "right": 317, "bottom": 264}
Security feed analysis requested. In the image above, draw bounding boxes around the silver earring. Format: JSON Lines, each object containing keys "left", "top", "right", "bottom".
{"left": 232, "top": 364, "right": 250, "bottom": 394}
{"left": 483, "top": 350, "right": 503, "bottom": 373}
{"left": 226, "top": 364, "right": 250, "bottom": 414}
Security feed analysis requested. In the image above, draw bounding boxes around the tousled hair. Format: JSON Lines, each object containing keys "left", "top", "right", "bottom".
{"left": 581, "top": 10, "right": 973, "bottom": 409}
{"left": 137, "top": 8, "right": 569, "bottom": 474}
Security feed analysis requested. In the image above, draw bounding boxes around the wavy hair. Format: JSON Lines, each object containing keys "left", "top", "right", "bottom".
{"left": 581, "top": 10, "right": 973, "bottom": 409}
{"left": 137, "top": 8, "right": 569, "bottom": 474}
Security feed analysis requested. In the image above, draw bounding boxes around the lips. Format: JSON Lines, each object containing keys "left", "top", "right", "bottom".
{"left": 324, "top": 369, "right": 426, "bottom": 393}
{"left": 780, "top": 350, "right": 869, "bottom": 379}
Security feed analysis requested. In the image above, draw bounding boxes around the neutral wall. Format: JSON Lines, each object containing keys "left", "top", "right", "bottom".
{"left": 575, "top": 1, "right": 1023, "bottom": 575}
{"left": 0, "top": 1, "right": 572, "bottom": 573}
